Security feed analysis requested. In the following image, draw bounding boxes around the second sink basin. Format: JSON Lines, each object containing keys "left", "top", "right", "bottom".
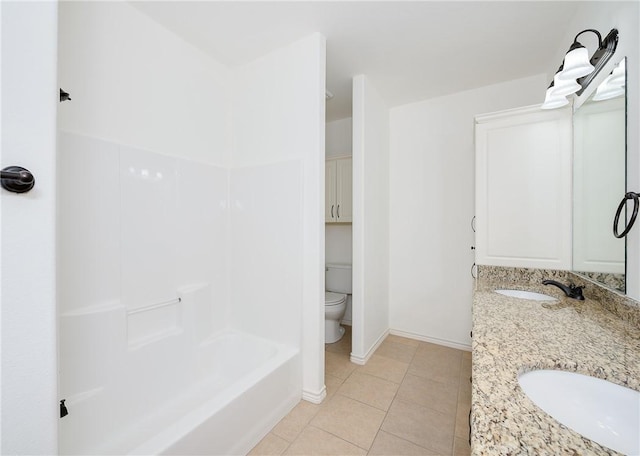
{"left": 494, "top": 289, "right": 557, "bottom": 301}
{"left": 518, "top": 369, "right": 640, "bottom": 455}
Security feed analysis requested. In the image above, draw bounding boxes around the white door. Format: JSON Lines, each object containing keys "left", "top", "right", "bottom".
{"left": 1, "top": 2, "right": 59, "bottom": 453}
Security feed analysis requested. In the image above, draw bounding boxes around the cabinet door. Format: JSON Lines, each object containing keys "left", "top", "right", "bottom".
{"left": 336, "top": 158, "right": 353, "bottom": 222}
{"left": 326, "top": 160, "right": 337, "bottom": 222}
{"left": 475, "top": 106, "right": 572, "bottom": 269}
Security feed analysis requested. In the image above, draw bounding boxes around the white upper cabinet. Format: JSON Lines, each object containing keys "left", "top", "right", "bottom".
{"left": 475, "top": 105, "right": 572, "bottom": 270}
{"left": 326, "top": 157, "right": 352, "bottom": 223}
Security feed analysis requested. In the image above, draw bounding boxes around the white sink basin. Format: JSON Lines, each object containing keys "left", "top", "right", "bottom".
{"left": 494, "top": 289, "right": 557, "bottom": 301}
{"left": 518, "top": 370, "right": 640, "bottom": 455}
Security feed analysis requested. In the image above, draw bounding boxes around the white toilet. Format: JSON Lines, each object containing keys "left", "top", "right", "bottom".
{"left": 325, "top": 263, "right": 352, "bottom": 343}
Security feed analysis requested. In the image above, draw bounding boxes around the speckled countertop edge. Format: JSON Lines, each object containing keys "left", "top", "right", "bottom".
{"left": 471, "top": 266, "right": 640, "bottom": 456}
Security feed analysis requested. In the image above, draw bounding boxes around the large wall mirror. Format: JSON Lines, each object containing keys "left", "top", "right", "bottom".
{"left": 573, "top": 57, "right": 626, "bottom": 293}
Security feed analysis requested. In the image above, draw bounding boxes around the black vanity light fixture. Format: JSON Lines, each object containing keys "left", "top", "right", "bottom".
{"left": 541, "top": 28, "right": 619, "bottom": 109}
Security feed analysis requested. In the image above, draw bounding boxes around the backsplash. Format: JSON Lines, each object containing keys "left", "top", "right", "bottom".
{"left": 573, "top": 271, "right": 625, "bottom": 294}
{"left": 477, "top": 266, "right": 640, "bottom": 329}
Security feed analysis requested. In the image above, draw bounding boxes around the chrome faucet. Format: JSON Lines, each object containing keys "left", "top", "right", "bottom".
{"left": 542, "top": 280, "right": 585, "bottom": 300}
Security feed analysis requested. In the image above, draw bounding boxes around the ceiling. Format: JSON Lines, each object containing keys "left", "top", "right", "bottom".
{"left": 132, "top": 1, "right": 582, "bottom": 121}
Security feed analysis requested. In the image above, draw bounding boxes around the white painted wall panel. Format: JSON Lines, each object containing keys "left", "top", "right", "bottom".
{"left": 326, "top": 118, "right": 353, "bottom": 159}
{"left": 352, "top": 75, "right": 390, "bottom": 363}
{"left": 230, "top": 34, "right": 326, "bottom": 401}
{"left": 1, "top": 2, "right": 59, "bottom": 452}
{"left": 389, "top": 74, "right": 547, "bottom": 349}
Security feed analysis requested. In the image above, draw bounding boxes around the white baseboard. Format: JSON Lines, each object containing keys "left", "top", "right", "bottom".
{"left": 302, "top": 386, "right": 327, "bottom": 404}
{"left": 350, "top": 328, "right": 389, "bottom": 365}
{"left": 389, "top": 329, "right": 471, "bottom": 351}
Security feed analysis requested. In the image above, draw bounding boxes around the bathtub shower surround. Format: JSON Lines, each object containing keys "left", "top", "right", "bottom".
{"left": 56, "top": 2, "right": 324, "bottom": 451}
{"left": 58, "top": 132, "right": 304, "bottom": 454}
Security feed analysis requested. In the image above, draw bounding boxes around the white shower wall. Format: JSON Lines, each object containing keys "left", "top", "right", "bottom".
{"left": 229, "top": 161, "right": 303, "bottom": 348}
{"left": 58, "top": 1, "right": 323, "bottom": 349}
{"left": 57, "top": 1, "right": 326, "bottom": 447}
{"left": 58, "top": 132, "right": 229, "bottom": 329}
{"left": 57, "top": 132, "right": 232, "bottom": 453}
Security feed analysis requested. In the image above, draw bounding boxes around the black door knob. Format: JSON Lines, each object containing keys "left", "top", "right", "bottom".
{"left": 1, "top": 166, "right": 35, "bottom": 193}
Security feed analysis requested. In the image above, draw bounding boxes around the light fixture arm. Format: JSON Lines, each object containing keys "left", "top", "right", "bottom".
{"left": 576, "top": 28, "right": 618, "bottom": 95}
{"left": 571, "top": 29, "right": 603, "bottom": 48}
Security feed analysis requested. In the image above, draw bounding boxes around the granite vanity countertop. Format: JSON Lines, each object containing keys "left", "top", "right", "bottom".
{"left": 471, "top": 279, "right": 640, "bottom": 455}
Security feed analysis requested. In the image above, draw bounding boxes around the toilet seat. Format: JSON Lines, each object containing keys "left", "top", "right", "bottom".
{"left": 325, "top": 291, "right": 346, "bottom": 306}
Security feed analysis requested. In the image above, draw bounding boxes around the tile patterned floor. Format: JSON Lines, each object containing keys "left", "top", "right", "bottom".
{"left": 250, "top": 327, "right": 472, "bottom": 456}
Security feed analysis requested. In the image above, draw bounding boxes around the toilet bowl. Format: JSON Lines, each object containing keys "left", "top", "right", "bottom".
{"left": 325, "top": 263, "right": 352, "bottom": 344}
{"left": 325, "top": 291, "right": 347, "bottom": 343}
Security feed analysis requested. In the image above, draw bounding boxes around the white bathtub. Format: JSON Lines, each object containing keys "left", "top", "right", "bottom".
{"left": 132, "top": 331, "right": 300, "bottom": 455}
{"left": 59, "top": 310, "right": 300, "bottom": 455}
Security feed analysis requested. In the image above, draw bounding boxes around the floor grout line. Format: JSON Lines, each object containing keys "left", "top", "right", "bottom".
{"left": 306, "top": 424, "right": 370, "bottom": 452}
{"left": 252, "top": 330, "right": 472, "bottom": 456}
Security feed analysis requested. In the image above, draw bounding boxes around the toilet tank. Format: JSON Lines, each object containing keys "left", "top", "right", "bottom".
{"left": 326, "top": 263, "right": 352, "bottom": 294}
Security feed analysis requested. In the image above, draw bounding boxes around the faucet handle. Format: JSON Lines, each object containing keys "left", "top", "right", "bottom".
{"left": 569, "top": 284, "right": 585, "bottom": 300}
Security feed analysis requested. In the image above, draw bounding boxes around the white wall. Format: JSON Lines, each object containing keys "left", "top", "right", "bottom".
{"left": 1, "top": 2, "right": 59, "bottom": 453}
{"left": 326, "top": 117, "right": 352, "bottom": 159}
{"left": 326, "top": 225, "right": 353, "bottom": 264}
{"left": 229, "top": 34, "right": 325, "bottom": 402}
{"left": 232, "top": 35, "right": 325, "bottom": 170}
{"left": 352, "top": 75, "right": 390, "bottom": 363}
{"left": 388, "top": 74, "right": 548, "bottom": 349}
{"left": 57, "top": 1, "right": 232, "bottom": 166}
{"left": 556, "top": 2, "right": 640, "bottom": 299}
